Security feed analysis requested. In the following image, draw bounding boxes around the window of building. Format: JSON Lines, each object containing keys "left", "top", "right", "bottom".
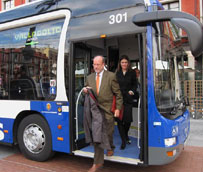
{"left": 163, "top": 2, "right": 179, "bottom": 11}
{"left": 3, "top": 0, "right": 14, "bottom": 10}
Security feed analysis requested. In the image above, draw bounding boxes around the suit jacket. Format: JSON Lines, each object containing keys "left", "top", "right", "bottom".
{"left": 86, "top": 70, "right": 123, "bottom": 119}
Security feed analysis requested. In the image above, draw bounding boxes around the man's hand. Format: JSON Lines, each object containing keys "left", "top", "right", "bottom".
{"left": 83, "top": 87, "right": 92, "bottom": 93}
{"left": 114, "top": 109, "right": 120, "bottom": 118}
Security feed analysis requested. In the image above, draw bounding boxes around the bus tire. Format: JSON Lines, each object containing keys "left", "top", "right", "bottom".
{"left": 17, "top": 114, "right": 54, "bottom": 161}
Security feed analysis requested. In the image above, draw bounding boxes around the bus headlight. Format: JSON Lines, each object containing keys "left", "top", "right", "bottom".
{"left": 164, "top": 137, "right": 176, "bottom": 147}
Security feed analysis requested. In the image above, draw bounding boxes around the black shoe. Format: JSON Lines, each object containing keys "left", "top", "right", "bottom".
{"left": 127, "top": 139, "right": 131, "bottom": 144}
{"left": 120, "top": 143, "right": 126, "bottom": 150}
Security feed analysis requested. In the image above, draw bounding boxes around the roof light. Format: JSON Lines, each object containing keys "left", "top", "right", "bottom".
{"left": 100, "top": 34, "right": 106, "bottom": 38}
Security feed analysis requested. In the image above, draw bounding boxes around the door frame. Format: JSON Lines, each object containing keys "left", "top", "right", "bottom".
{"left": 70, "top": 42, "right": 92, "bottom": 151}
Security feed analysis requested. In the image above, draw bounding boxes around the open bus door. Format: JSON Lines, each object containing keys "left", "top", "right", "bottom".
{"left": 72, "top": 34, "right": 144, "bottom": 165}
{"left": 73, "top": 43, "right": 91, "bottom": 149}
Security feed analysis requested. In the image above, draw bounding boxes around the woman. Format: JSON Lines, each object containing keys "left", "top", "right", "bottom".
{"left": 116, "top": 55, "right": 137, "bottom": 150}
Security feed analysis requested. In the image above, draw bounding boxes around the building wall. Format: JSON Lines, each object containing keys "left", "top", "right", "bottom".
{"left": 181, "top": 0, "right": 200, "bottom": 19}
{"left": 15, "top": 0, "right": 25, "bottom": 7}
{"left": 0, "top": 0, "right": 25, "bottom": 11}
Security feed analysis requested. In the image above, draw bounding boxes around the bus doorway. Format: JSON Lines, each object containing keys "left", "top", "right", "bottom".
{"left": 73, "top": 34, "right": 143, "bottom": 165}
{"left": 73, "top": 43, "right": 91, "bottom": 149}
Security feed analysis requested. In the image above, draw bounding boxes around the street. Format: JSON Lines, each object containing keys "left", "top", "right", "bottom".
{"left": 185, "top": 118, "right": 203, "bottom": 147}
{"left": 0, "top": 119, "right": 202, "bottom": 172}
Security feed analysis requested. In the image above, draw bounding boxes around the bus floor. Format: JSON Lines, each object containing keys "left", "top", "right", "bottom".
{"left": 74, "top": 126, "right": 141, "bottom": 164}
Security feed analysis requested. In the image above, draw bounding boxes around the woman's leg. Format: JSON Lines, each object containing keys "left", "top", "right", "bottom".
{"left": 124, "top": 122, "right": 131, "bottom": 144}
{"left": 116, "top": 119, "right": 126, "bottom": 149}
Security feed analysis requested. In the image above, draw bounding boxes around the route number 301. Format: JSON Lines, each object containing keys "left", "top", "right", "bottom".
{"left": 109, "top": 12, "right": 127, "bottom": 25}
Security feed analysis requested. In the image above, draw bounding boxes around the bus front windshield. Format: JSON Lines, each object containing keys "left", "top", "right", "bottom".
{"left": 153, "top": 21, "right": 187, "bottom": 119}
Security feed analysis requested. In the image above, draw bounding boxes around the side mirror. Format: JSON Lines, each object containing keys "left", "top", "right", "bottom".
{"left": 133, "top": 10, "right": 203, "bottom": 57}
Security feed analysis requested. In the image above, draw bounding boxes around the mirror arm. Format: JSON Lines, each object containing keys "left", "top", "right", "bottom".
{"left": 133, "top": 10, "right": 203, "bottom": 57}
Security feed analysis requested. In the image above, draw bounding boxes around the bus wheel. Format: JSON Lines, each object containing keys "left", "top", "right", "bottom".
{"left": 17, "top": 114, "right": 54, "bottom": 161}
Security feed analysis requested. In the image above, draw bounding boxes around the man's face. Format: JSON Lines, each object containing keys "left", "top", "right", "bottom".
{"left": 93, "top": 56, "right": 104, "bottom": 74}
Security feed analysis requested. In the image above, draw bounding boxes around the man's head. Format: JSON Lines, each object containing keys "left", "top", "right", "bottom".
{"left": 93, "top": 55, "right": 105, "bottom": 74}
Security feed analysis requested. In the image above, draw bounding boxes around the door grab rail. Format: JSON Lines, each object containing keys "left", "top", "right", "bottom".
{"left": 75, "top": 88, "right": 84, "bottom": 142}
{"left": 137, "top": 97, "right": 141, "bottom": 149}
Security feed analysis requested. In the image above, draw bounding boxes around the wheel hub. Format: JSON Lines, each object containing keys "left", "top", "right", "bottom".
{"left": 23, "top": 124, "right": 46, "bottom": 154}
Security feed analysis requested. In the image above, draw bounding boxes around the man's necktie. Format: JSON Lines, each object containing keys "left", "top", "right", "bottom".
{"left": 96, "top": 74, "right": 100, "bottom": 95}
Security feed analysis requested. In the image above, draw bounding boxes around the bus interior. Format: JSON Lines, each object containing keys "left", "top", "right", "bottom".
{"left": 73, "top": 33, "right": 143, "bottom": 164}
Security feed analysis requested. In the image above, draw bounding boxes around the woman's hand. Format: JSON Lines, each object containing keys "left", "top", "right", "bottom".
{"left": 114, "top": 109, "right": 120, "bottom": 118}
{"left": 128, "top": 90, "right": 134, "bottom": 95}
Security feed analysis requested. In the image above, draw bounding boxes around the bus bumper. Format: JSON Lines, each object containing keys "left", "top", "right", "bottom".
{"left": 148, "top": 144, "right": 184, "bottom": 165}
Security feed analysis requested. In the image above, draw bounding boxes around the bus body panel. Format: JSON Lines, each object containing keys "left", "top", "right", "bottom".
{"left": 0, "top": 0, "right": 145, "bottom": 24}
{"left": 0, "top": 118, "right": 15, "bottom": 143}
{"left": 148, "top": 111, "right": 190, "bottom": 147}
{"left": 148, "top": 144, "right": 184, "bottom": 165}
{"left": 69, "top": 5, "right": 146, "bottom": 41}
{"left": 146, "top": 6, "right": 190, "bottom": 164}
{"left": 0, "top": 101, "right": 31, "bottom": 143}
{"left": 30, "top": 101, "right": 70, "bottom": 153}
{"left": 0, "top": 101, "right": 70, "bottom": 153}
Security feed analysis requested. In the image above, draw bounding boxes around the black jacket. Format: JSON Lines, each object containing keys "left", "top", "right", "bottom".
{"left": 116, "top": 70, "right": 137, "bottom": 122}
{"left": 83, "top": 89, "right": 110, "bottom": 150}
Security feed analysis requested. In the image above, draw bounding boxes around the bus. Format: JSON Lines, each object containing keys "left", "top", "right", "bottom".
{"left": 0, "top": 0, "right": 202, "bottom": 166}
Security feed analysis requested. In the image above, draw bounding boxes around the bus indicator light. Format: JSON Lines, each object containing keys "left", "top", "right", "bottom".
{"left": 57, "top": 125, "right": 62, "bottom": 129}
{"left": 57, "top": 137, "right": 64, "bottom": 141}
{"left": 167, "top": 150, "right": 176, "bottom": 157}
{"left": 58, "top": 107, "right": 62, "bottom": 113}
{"left": 3, "top": 130, "right": 8, "bottom": 133}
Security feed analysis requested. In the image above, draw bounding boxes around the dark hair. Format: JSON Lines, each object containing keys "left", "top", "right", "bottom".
{"left": 117, "top": 55, "right": 131, "bottom": 71}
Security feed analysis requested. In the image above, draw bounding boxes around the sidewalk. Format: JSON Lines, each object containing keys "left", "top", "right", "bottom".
{"left": 0, "top": 145, "right": 202, "bottom": 172}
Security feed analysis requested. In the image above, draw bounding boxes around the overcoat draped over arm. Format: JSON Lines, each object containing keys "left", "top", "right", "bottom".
{"left": 83, "top": 89, "right": 111, "bottom": 150}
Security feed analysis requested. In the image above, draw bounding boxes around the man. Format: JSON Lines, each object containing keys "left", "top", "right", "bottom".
{"left": 84, "top": 55, "right": 123, "bottom": 172}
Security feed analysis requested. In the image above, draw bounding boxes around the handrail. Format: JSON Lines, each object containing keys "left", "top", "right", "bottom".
{"left": 75, "top": 88, "right": 84, "bottom": 142}
{"left": 137, "top": 97, "right": 141, "bottom": 149}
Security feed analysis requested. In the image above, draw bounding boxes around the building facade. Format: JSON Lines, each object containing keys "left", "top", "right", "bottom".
{"left": 0, "top": 0, "right": 36, "bottom": 11}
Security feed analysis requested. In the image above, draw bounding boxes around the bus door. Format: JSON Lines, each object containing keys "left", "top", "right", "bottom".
{"left": 73, "top": 43, "right": 91, "bottom": 149}
{"left": 72, "top": 35, "right": 144, "bottom": 164}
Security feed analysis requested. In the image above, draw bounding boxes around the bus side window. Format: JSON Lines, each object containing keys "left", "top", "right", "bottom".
{"left": 10, "top": 79, "right": 37, "bottom": 100}
{"left": 40, "top": 77, "right": 56, "bottom": 100}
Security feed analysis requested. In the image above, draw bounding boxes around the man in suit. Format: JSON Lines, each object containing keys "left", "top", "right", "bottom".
{"left": 84, "top": 55, "right": 123, "bottom": 172}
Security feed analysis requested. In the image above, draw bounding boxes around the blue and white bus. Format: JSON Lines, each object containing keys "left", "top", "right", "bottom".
{"left": 0, "top": 0, "right": 202, "bottom": 165}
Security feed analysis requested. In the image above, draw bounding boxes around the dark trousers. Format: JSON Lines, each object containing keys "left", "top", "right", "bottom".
{"left": 93, "top": 113, "right": 115, "bottom": 164}
{"left": 116, "top": 119, "right": 131, "bottom": 145}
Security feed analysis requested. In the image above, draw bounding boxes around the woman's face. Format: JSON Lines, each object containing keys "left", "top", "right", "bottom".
{"left": 120, "top": 59, "right": 129, "bottom": 71}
